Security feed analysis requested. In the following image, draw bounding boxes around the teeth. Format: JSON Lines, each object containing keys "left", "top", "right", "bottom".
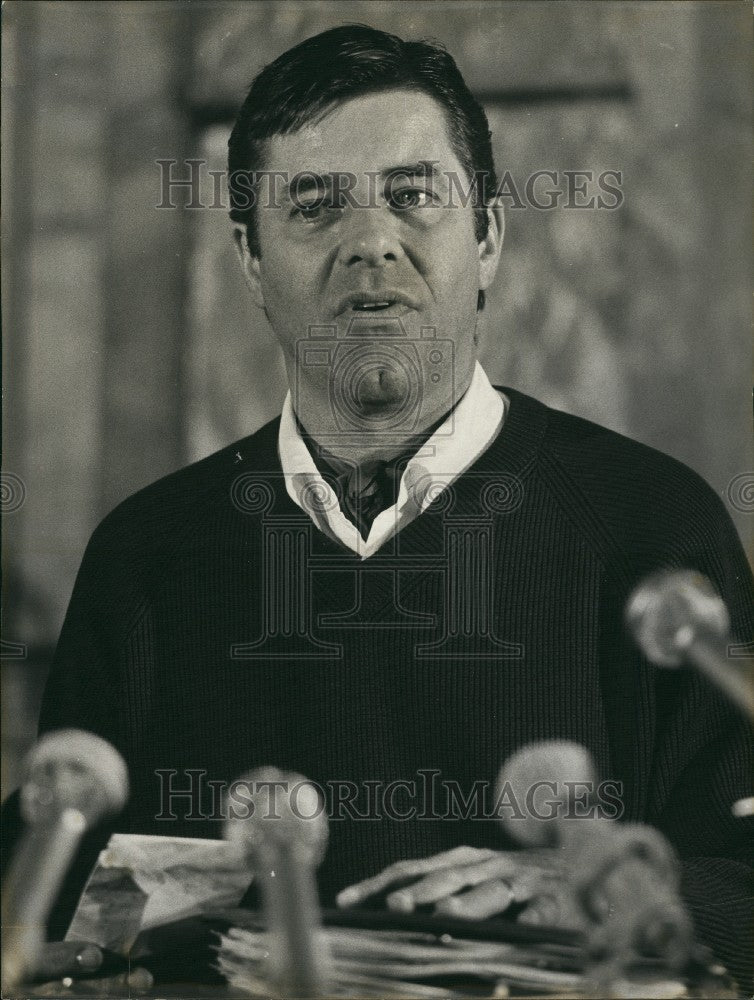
{"left": 354, "top": 301, "right": 392, "bottom": 311}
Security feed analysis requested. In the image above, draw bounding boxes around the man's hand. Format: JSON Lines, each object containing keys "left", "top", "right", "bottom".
{"left": 336, "top": 846, "right": 583, "bottom": 926}
{"left": 24, "top": 941, "right": 153, "bottom": 994}
{"left": 29, "top": 941, "right": 103, "bottom": 982}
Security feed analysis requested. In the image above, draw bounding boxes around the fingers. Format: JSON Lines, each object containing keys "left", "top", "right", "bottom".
{"left": 387, "top": 854, "right": 550, "bottom": 913}
{"left": 434, "top": 878, "right": 515, "bottom": 919}
{"left": 518, "top": 894, "right": 561, "bottom": 926}
{"left": 519, "top": 888, "right": 585, "bottom": 930}
{"left": 30, "top": 944, "right": 153, "bottom": 996}
{"left": 336, "top": 847, "right": 498, "bottom": 908}
{"left": 32, "top": 942, "right": 102, "bottom": 982}
{"left": 335, "top": 845, "right": 568, "bottom": 930}
{"left": 59, "top": 967, "right": 155, "bottom": 995}
{"left": 386, "top": 855, "right": 515, "bottom": 910}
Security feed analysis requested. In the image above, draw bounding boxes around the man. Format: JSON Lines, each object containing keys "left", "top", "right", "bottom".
{"left": 8, "top": 24, "right": 753, "bottom": 988}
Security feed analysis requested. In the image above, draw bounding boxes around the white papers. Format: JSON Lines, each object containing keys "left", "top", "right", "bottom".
{"left": 65, "top": 833, "right": 250, "bottom": 953}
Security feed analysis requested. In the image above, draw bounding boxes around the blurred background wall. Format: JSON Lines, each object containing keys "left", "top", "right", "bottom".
{"left": 2, "top": 0, "right": 751, "bottom": 793}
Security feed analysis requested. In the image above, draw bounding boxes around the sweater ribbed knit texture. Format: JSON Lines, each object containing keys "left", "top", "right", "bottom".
{"left": 30, "top": 387, "right": 754, "bottom": 985}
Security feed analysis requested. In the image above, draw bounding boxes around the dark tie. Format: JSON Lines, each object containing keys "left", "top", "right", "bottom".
{"left": 316, "top": 451, "right": 410, "bottom": 540}
{"left": 296, "top": 418, "right": 447, "bottom": 541}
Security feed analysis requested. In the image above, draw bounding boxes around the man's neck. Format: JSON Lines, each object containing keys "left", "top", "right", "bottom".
{"left": 293, "top": 372, "right": 476, "bottom": 468}
{"left": 296, "top": 406, "right": 454, "bottom": 474}
{"left": 294, "top": 400, "right": 453, "bottom": 467}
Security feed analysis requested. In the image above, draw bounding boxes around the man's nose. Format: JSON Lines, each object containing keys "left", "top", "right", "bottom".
{"left": 336, "top": 207, "right": 402, "bottom": 268}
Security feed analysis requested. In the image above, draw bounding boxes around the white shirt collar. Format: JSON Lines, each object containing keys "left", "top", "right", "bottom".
{"left": 278, "top": 361, "right": 507, "bottom": 559}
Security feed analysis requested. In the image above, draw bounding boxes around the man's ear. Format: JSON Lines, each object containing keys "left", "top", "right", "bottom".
{"left": 232, "top": 223, "right": 265, "bottom": 309}
{"left": 478, "top": 204, "right": 504, "bottom": 292}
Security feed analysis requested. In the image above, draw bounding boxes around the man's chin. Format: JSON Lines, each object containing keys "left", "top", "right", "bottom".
{"left": 350, "top": 369, "right": 410, "bottom": 416}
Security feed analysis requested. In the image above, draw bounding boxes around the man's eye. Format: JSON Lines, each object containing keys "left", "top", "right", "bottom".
{"left": 389, "top": 188, "right": 434, "bottom": 210}
{"left": 291, "top": 201, "right": 340, "bottom": 223}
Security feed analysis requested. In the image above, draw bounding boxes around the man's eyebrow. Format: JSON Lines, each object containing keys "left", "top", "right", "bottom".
{"left": 283, "top": 161, "right": 443, "bottom": 202}
{"left": 380, "top": 161, "right": 442, "bottom": 181}
{"left": 285, "top": 172, "right": 330, "bottom": 201}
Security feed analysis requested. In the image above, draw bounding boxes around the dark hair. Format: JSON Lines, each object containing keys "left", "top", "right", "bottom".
{"left": 228, "top": 25, "right": 497, "bottom": 307}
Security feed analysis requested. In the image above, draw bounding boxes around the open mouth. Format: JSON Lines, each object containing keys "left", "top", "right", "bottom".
{"left": 337, "top": 291, "right": 418, "bottom": 316}
{"left": 351, "top": 300, "right": 395, "bottom": 312}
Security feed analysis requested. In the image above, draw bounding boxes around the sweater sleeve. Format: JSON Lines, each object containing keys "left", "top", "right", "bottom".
{"left": 644, "top": 493, "right": 753, "bottom": 989}
{"left": 2, "top": 516, "right": 130, "bottom": 939}
{"left": 38, "top": 515, "right": 123, "bottom": 748}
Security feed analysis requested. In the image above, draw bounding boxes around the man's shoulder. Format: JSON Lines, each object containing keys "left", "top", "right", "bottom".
{"left": 537, "top": 395, "right": 706, "bottom": 486}
{"left": 504, "top": 386, "right": 712, "bottom": 487}
{"left": 503, "top": 388, "right": 737, "bottom": 563}
{"left": 88, "top": 415, "right": 283, "bottom": 553}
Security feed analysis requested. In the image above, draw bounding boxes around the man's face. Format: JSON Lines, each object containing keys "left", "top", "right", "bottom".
{"left": 237, "top": 89, "right": 502, "bottom": 437}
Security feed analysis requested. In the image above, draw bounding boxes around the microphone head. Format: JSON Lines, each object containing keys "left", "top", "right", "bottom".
{"left": 20, "top": 729, "right": 129, "bottom": 828}
{"left": 625, "top": 570, "right": 730, "bottom": 667}
{"left": 497, "top": 740, "right": 597, "bottom": 847}
{"left": 224, "top": 767, "right": 328, "bottom": 868}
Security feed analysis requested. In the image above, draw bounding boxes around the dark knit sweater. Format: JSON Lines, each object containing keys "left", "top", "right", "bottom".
{"left": 26, "top": 388, "right": 754, "bottom": 981}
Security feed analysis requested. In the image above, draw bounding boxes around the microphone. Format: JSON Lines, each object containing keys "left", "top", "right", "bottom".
{"left": 626, "top": 569, "right": 754, "bottom": 720}
{"left": 498, "top": 741, "right": 692, "bottom": 983}
{"left": 224, "top": 767, "right": 330, "bottom": 997}
{"left": 1, "top": 730, "right": 129, "bottom": 989}
{"left": 497, "top": 739, "right": 597, "bottom": 849}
